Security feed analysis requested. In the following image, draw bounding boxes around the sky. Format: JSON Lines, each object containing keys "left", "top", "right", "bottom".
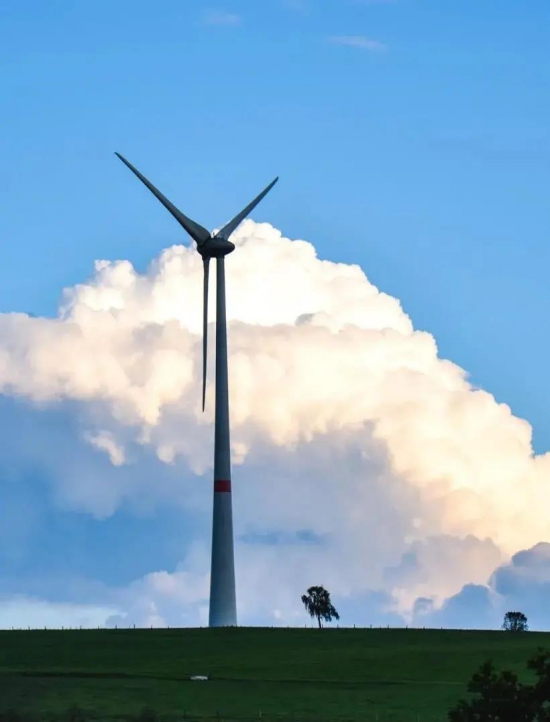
{"left": 0, "top": 0, "right": 549, "bottom": 629}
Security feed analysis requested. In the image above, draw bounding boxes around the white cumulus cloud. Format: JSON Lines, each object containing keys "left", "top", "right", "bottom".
{"left": 0, "top": 219, "right": 549, "bottom": 624}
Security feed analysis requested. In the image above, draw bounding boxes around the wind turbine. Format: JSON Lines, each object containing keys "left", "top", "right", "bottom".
{"left": 115, "top": 153, "right": 278, "bottom": 627}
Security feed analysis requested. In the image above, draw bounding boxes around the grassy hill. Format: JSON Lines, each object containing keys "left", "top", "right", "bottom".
{"left": 0, "top": 627, "right": 548, "bottom": 721}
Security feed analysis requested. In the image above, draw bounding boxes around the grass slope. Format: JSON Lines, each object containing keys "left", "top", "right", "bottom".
{"left": 0, "top": 627, "right": 547, "bottom": 721}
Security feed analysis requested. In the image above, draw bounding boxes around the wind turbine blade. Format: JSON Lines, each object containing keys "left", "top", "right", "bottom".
{"left": 215, "top": 177, "right": 279, "bottom": 241}
{"left": 115, "top": 153, "right": 211, "bottom": 246}
{"left": 202, "top": 257, "right": 210, "bottom": 412}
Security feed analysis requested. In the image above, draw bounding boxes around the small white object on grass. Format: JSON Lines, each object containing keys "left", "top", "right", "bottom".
{"left": 190, "top": 675, "right": 209, "bottom": 681}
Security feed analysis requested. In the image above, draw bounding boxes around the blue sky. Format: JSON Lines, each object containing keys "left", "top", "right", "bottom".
{"left": 0, "top": 0, "right": 550, "bottom": 628}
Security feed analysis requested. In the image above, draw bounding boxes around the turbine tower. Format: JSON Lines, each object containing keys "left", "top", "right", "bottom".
{"left": 115, "top": 153, "right": 278, "bottom": 627}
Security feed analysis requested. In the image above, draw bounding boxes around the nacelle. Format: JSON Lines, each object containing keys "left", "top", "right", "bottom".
{"left": 200, "top": 237, "right": 236, "bottom": 258}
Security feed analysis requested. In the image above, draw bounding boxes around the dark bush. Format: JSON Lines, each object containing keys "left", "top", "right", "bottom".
{"left": 449, "top": 649, "right": 550, "bottom": 721}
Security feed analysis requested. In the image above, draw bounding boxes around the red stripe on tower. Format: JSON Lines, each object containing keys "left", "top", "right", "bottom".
{"left": 214, "top": 480, "right": 232, "bottom": 493}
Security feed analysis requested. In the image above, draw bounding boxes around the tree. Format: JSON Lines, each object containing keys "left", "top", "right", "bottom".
{"left": 448, "top": 660, "right": 535, "bottom": 722}
{"left": 301, "top": 585, "right": 340, "bottom": 629}
{"left": 448, "top": 649, "right": 550, "bottom": 722}
{"left": 502, "top": 611, "right": 529, "bottom": 632}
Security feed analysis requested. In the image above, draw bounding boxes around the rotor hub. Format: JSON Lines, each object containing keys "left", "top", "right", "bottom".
{"left": 199, "top": 237, "right": 236, "bottom": 258}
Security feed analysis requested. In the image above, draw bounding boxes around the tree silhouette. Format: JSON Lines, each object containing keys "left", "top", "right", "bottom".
{"left": 301, "top": 586, "right": 339, "bottom": 629}
{"left": 448, "top": 649, "right": 550, "bottom": 721}
{"left": 502, "top": 611, "right": 529, "bottom": 632}
{"left": 448, "top": 660, "right": 534, "bottom": 721}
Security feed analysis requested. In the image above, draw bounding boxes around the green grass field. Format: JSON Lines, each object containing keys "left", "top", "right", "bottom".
{"left": 0, "top": 627, "right": 547, "bottom": 721}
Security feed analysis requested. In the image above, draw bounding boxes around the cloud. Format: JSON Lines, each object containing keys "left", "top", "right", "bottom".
{"left": 1, "top": 220, "right": 550, "bottom": 626}
{"left": 106, "top": 548, "right": 211, "bottom": 629}
{"left": 386, "top": 535, "right": 503, "bottom": 613}
{"left": 105, "top": 548, "right": 404, "bottom": 629}
{"left": 488, "top": 543, "right": 550, "bottom": 629}
{"left": 409, "top": 542, "right": 550, "bottom": 631}
{"left": 85, "top": 431, "right": 126, "bottom": 466}
{"left": 203, "top": 9, "right": 242, "bottom": 26}
{"left": 0, "top": 596, "right": 117, "bottom": 630}
{"left": 329, "top": 36, "right": 387, "bottom": 52}
{"left": 412, "top": 585, "right": 501, "bottom": 630}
